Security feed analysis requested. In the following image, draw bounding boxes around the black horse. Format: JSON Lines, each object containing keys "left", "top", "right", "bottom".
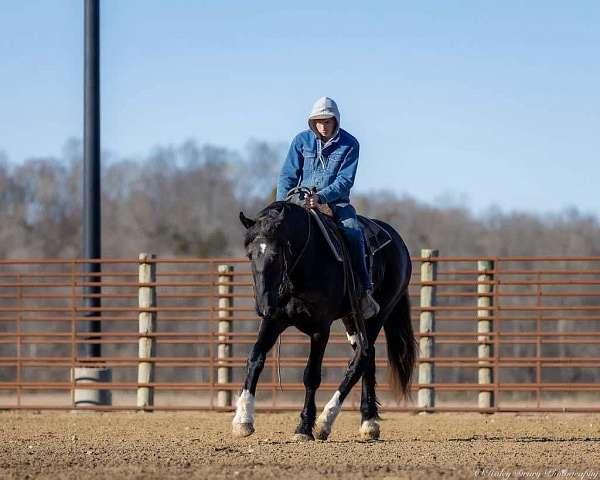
{"left": 233, "top": 197, "right": 416, "bottom": 441}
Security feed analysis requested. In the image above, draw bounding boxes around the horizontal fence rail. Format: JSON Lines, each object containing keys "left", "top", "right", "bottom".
{"left": 1, "top": 255, "right": 600, "bottom": 412}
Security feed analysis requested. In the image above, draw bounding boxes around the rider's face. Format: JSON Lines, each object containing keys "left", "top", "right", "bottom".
{"left": 314, "top": 117, "right": 336, "bottom": 140}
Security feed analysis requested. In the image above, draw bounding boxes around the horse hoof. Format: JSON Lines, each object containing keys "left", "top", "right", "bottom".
{"left": 314, "top": 420, "right": 331, "bottom": 441}
{"left": 232, "top": 422, "right": 255, "bottom": 437}
{"left": 293, "top": 433, "right": 314, "bottom": 442}
{"left": 359, "top": 419, "right": 380, "bottom": 440}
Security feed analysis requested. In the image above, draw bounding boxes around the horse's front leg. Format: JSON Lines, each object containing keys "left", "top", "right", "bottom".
{"left": 232, "top": 318, "right": 283, "bottom": 437}
{"left": 294, "top": 327, "right": 330, "bottom": 441}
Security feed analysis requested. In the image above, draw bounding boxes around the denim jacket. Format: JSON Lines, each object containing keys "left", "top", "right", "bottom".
{"left": 275, "top": 128, "right": 360, "bottom": 206}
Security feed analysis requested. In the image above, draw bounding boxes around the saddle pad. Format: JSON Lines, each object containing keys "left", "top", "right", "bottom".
{"left": 357, "top": 215, "right": 392, "bottom": 255}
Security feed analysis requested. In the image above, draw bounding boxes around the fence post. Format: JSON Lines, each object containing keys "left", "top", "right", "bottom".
{"left": 477, "top": 259, "right": 494, "bottom": 410}
{"left": 418, "top": 249, "right": 438, "bottom": 412}
{"left": 137, "top": 253, "right": 157, "bottom": 409}
{"left": 217, "top": 264, "right": 234, "bottom": 408}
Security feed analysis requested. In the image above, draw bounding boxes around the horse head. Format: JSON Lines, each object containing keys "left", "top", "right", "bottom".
{"left": 239, "top": 203, "right": 292, "bottom": 318}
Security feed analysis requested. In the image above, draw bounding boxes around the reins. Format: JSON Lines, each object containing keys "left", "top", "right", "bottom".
{"left": 287, "top": 207, "right": 312, "bottom": 275}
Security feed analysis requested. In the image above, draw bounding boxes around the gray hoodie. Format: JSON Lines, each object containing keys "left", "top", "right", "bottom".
{"left": 308, "top": 96, "right": 341, "bottom": 168}
{"left": 308, "top": 96, "right": 341, "bottom": 142}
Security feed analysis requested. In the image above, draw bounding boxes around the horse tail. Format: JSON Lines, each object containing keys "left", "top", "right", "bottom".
{"left": 383, "top": 290, "right": 417, "bottom": 400}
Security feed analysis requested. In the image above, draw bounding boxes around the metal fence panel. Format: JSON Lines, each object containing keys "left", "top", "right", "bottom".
{"left": 1, "top": 256, "right": 599, "bottom": 412}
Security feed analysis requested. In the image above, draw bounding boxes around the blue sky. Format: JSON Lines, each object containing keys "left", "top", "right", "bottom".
{"left": 1, "top": 1, "right": 599, "bottom": 216}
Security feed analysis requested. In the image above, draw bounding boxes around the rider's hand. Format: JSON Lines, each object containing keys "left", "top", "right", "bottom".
{"left": 305, "top": 194, "right": 321, "bottom": 209}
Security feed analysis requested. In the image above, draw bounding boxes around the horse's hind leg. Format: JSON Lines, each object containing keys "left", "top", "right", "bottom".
{"left": 314, "top": 344, "right": 365, "bottom": 440}
{"left": 315, "top": 317, "right": 383, "bottom": 441}
{"left": 294, "top": 327, "right": 330, "bottom": 441}
{"left": 232, "top": 318, "right": 284, "bottom": 437}
{"left": 359, "top": 319, "right": 384, "bottom": 440}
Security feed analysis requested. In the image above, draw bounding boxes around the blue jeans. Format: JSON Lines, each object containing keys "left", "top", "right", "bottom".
{"left": 333, "top": 204, "right": 372, "bottom": 291}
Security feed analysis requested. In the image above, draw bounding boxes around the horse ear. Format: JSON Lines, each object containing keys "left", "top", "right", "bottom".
{"left": 239, "top": 211, "right": 256, "bottom": 229}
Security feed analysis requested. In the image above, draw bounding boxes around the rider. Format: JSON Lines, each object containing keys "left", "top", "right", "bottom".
{"left": 275, "top": 96, "right": 380, "bottom": 319}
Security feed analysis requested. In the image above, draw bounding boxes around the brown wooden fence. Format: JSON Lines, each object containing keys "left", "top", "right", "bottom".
{"left": 1, "top": 254, "right": 599, "bottom": 412}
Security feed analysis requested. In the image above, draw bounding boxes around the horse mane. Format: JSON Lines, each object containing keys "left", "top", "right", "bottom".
{"left": 243, "top": 201, "right": 303, "bottom": 247}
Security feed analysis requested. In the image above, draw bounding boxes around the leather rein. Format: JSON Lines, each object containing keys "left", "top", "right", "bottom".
{"left": 279, "top": 205, "right": 311, "bottom": 298}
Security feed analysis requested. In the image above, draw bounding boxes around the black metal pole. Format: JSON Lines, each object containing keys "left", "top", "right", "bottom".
{"left": 83, "top": 0, "right": 101, "bottom": 358}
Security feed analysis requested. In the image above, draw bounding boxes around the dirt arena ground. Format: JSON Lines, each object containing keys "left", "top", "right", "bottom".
{"left": 1, "top": 411, "right": 599, "bottom": 479}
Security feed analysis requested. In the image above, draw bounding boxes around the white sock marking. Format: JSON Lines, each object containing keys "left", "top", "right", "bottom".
{"left": 346, "top": 332, "right": 358, "bottom": 347}
{"left": 232, "top": 389, "right": 255, "bottom": 425}
{"left": 320, "top": 390, "right": 342, "bottom": 428}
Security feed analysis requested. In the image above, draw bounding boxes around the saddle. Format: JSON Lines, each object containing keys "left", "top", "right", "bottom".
{"left": 314, "top": 211, "right": 391, "bottom": 282}
{"left": 284, "top": 188, "right": 392, "bottom": 285}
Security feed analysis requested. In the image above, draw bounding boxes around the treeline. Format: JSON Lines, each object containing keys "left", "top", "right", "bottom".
{"left": 1, "top": 138, "right": 599, "bottom": 259}
{"left": 2, "top": 139, "right": 599, "bottom": 397}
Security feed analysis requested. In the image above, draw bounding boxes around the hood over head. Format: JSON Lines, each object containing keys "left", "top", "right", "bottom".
{"left": 308, "top": 96, "right": 340, "bottom": 139}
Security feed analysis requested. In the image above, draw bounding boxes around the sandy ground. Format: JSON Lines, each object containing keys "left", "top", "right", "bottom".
{"left": 1, "top": 411, "right": 600, "bottom": 480}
